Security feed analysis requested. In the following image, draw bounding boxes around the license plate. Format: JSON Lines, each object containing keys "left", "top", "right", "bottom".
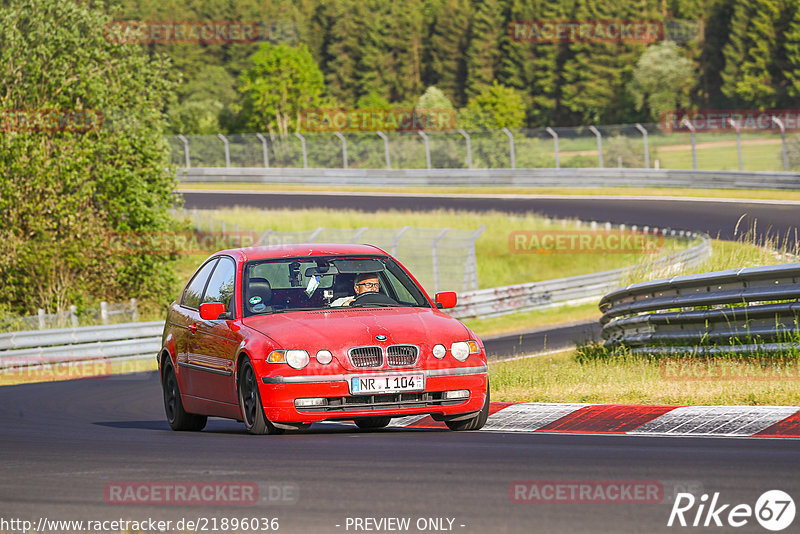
{"left": 350, "top": 373, "right": 424, "bottom": 394}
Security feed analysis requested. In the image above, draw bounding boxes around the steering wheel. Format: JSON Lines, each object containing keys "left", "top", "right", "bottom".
{"left": 351, "top": 292, "right": 396, "bottom": 306}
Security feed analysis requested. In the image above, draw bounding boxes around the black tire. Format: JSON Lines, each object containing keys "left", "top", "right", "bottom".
{"left": 238, "top": 358, "right": 283, "bottom": 435}
{"left": 162, "top": 364, "right": 207, "bottom": 431}
{"left": 355, "top": 416, "right": 391, "bottom": 429}
{"left": 445, "top": 384, "right": 490, "bottom": 431}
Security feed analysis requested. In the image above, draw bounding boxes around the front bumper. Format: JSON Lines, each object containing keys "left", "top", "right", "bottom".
{"left": 255, "top": 365, "right": 488, "bottom": 423}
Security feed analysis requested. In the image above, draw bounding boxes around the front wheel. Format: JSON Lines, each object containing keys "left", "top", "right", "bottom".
{"left": 238, "top": 359, "right": 283, "bottom": 435}
{"left": 163, "top": 364, "right": 207, "bottom": 431}
{"left": 445, "top": 384, "right": 489, "bottom": 431}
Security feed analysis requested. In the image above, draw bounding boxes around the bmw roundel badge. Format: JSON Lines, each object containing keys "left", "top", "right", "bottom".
{"left": 376, "top": 335, "right": 387, "bottom": 341}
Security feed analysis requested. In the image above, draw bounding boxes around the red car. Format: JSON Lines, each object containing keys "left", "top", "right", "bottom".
{"left": 158, "top": 244, "right": 489, "bottom": 434}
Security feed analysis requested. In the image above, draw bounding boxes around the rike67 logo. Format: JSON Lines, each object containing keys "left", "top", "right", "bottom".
{"left": 668, "top": 490, "right": 795, "bottom": 531}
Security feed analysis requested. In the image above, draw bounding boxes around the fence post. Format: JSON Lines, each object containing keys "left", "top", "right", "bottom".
{"left": 38, "top": 309, "right": 45, "bottom": 330}
{"left": 772, "top": 116, "right": 789, "bottom": 171}
{"left": 681, "top": 118, "right": 697, "bottom": 170}
{"left": 350, "top": 227, "right": 368, "bottom": 243}
{"left": 294, "top": 132, "right": 308, "bottom": 168}
{"left": 418, "top": 130, "right": 431, "bottom": 169}
{"left": 376, "top": 131, "right": 391, "bottom": 169}
{"left": 255, "top": 133, "right": 270, "bottom": 168}
{"left": 100, "top": 302, "right": 109, "bottom": 325}
{"left": 728, "top": 118, "right": 742, "bottom": 171}
{"left": 69, "top": 305, "right": 78, "bottom": 328}
{"left": 432, "top": 228, "right": 450, "bottom": 294}
{"left": 130, "top": 298, "right": 138, "bottom": 322}
{"left": 391, "top": 226, "right": 411, "bottom": 257}
{"left": 545, "top": 127, "right": 559, "bottom": 169}
{"left": 194, "top": 208, "right": 200, "bottom": 230}
{"left": 457, "top": 129, "right": 472, "bottom": 169}
{"left": 466, "top": 225, "right": 485, "bottom": 291}
{"left": 256, "top": 228, "right": 272, "bottom": 246}
{"left": 588, "top": 125, "right": 603, "bottom": 168}
{"left": 334, "top": 131, "right": 348, "bottom": 169}
{"left": 217, "top": 134, "right": 230, "bottom": 168}
{"left": 177, "top": 134, "right": 190, "bottom": 168}
{"left": 635, "top": 123, "right": 650, "bottom": 169}
{"left": 308, "top": 227, "right": 324, "bottom": 242}
{"left": 502, "top": 127, "right": 516, "bottom": 169}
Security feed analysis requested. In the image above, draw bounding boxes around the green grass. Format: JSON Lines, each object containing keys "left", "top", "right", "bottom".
{"left": 489, "top": 351, "right": 800, "bottom": 405}
{"left": 205, "top": 207, "right": 683, "bottom": 290}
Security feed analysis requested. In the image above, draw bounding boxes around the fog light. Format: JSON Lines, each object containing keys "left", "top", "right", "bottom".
{"left": 295, "top": 397, "right": 326, "bottom": 407}
{"left": 444, "top": 390, "right": 469, "bottom": 400}
{"left": 451, "top": 342, "right": 469, "bottom": 361}
{"left": 432, "top": 344, "right": 446, "bottom": 359}
{"left": 285, "top": 350, "right": 310, "bottom": 369}
{"left": 316, "top": 350, "right": 333, "bottom": 365}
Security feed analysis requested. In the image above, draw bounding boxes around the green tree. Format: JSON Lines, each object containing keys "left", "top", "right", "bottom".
{"left": 0, "top": 0, "right": 179, "bottom": 314}
{"left": 629, "top": 42, "right": 696, "bottom": 121}
{"left": 238, "top": 42, "right": 327, "bottom": 135}
{"left": 415, "top": 86, "right": 456, "bottom": 110}
{"left": 424, "top": 0, "right": 472, "bottom": 106}
{"left": 721, "top": 0, "right": 783, "bottom": 107}
{"left": 464, "top": 0, "right": 505, "bottom": 100}
{"left": 458, "top": 82, "right": 526, "bottom": 129}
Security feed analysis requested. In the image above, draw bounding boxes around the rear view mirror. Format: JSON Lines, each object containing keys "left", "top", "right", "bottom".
{"left": 200, "top": 302, "right": 227, "bottom": 320}
{"left": 435, "top": 291, "right": 457, "bottom": 309}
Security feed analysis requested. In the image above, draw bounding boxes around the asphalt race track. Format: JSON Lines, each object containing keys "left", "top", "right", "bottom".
{"left": 4, "top": 191, "right": 799, "bottom": 533}
{"left": 2, "top": 373, "right": 799, "bottom": 533}
{"left": 181, "top": 190, "right": 800, "bottom": 245}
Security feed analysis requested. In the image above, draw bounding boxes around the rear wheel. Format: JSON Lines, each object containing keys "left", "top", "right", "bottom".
{"left": 162, "top": 364, "right": 207, "bottom": 431}
{"left": 238, "top": 359, "right": 283, "bottom": 435}
{"left": 445, "top": 384, "right": 489, "bottom": 431}
{"left": 355, "top": 416, "right": 391, "bottom": 429}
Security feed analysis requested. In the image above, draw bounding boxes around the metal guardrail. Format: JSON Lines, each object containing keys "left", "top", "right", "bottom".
{"left": 178, "top": 167, "right": 800, "bottom": 190}
{"left": 0, "top": 230, "right": 710, "bottom": 370}
{"left": 599, "top": 263, "right": 800, "bottom": 355}
{"left": 451, "top": 230, "right": 712, "bottom": 320}
{"left": 0, "top": 321, "right": 163, "bottom": 369}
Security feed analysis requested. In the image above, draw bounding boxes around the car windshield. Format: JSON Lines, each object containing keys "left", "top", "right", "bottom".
{"left": 242, "top": 255, "right": 430, "bottom": 316}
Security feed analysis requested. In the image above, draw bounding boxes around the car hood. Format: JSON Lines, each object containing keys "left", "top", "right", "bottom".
{"left": 242, "top": 306, "right": 469, "bottom": 350}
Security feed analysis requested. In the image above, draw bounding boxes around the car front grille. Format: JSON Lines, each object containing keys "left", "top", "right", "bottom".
{"left": 387, "top": 345, "right": 418, "bottom": 366}
{"left": 295, "top": 391, "right": 462, "bottom": 413}
{"left": 348, "top": 346, "right": 383, "bottom": 368}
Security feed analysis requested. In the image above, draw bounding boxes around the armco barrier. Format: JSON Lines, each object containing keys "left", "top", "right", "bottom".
{"left": 178, "top": 167, "right": 800, "bottom": 190}
{"left": 600, "top": 263, "right": 800, "bottom": 355}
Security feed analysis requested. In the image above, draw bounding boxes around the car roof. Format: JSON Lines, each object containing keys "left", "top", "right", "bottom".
{"left": 215, "top": 243, "right": 390, "bottom": 262}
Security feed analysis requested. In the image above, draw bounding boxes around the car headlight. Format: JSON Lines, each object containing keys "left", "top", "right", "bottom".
{"left": 285, "top": 350, "right": 310, "bottom": 369}
{"left": 432, "top": 344, "right": 446, "bottom": 359}
{"left": 316, "top": 350, "right": 333, "bottom": 365}
{"left": 451, "top": 342, "right": 470, "bottom": 361}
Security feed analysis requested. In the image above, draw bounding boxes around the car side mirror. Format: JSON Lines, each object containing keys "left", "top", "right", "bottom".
{"left": 434, "top": 291, "right": 457, "bottom": 309}
{"left": 199, "top": 302, "right": 228, "bottom": 320}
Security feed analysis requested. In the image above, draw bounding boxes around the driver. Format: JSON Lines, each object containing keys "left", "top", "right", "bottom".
{"left": 330, "top": 273, "right": 380, "bottom": 307}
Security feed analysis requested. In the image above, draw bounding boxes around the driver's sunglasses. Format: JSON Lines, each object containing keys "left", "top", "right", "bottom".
{"left": 356, "top": 282, "right": 379, "bottom": 289}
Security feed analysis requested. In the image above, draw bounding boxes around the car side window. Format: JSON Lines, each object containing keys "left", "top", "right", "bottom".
{"left": 202, "top": 257, "right": 236, "bottom": 313}
{"left": 181, "top": 259, "right": 218, "bottom": 310}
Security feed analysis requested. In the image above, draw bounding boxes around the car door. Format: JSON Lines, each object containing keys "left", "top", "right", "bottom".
{"left": 187, "top": 256, "right": 238, "bottom": 405}
{"left": 175, "top": 258, "right": 218, "bottom": 397}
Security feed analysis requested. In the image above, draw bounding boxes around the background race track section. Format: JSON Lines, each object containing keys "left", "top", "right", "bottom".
{"left": 393, "top": 402, "right": 800, "bottom": 438}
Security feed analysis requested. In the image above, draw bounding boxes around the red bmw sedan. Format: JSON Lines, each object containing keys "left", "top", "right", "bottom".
{"left": 158, "top": 244, "right": 489, "bottom": 434}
